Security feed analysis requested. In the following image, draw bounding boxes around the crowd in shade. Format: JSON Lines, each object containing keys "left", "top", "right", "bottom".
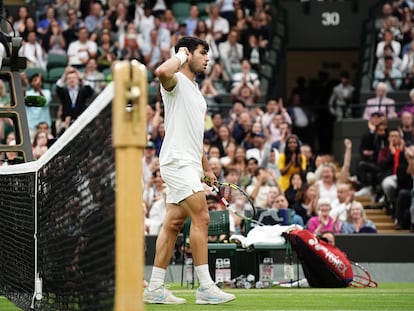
{"left": 142, "top": 0, "right": 414, "bottom": 236}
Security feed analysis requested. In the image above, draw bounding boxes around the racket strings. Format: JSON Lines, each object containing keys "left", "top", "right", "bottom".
{"left": 212, "top": 182, "right": 256, "bottom": 221}
{"left": 350, "top": 262, "right": 378, "bottom": 288}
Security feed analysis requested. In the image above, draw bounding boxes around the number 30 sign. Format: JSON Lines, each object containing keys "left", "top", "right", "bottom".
{"left": 321, "top": 12, "right": 340, "bottom": 26}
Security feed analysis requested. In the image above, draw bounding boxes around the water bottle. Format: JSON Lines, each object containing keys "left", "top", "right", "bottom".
{"left": 215, "top": 258, "right": 224, "bottom": 286}
{"left": 255, "top": 281, "right": 264, "bottom": 288}
{"left": 185, "top": 258, "right": 194, "bottom": 289}
{"left": 223, "top": 258, "right": 231, "bottom": 286}
{"left": 246, "top": 274, "right": 255, "bottom": 288}
{"left": 260, "top": 257, "right": 274, "bottom": 287}
{"left": 246, "top": 274, "right": 255, "bottom": 283}
{"left": 284, "top": 262, "right": 295, "bottom": 280}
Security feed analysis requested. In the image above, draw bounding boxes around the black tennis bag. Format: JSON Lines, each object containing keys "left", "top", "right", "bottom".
{"left": 285, "top": 228, "right": 353, "bottom": 288}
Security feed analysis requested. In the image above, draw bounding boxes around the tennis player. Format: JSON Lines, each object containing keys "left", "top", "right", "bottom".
{"left": 144, "top": 36, "right": 236, "bottom": 305}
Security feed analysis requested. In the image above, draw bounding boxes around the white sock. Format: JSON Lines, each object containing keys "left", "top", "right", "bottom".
{"left": 148, "top": 266, "right": 166, "bottom": 290}
{"left": 195, "top": 264, "right": 214, "bottom": 288}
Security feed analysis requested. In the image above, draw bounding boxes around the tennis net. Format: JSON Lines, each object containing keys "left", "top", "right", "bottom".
{"left": 0, "top": 83, "right": 116, "bottom": 311}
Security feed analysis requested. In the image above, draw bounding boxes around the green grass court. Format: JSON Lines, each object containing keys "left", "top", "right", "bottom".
{"left": 2, "top": 283, "right": 414, "bottom": 311}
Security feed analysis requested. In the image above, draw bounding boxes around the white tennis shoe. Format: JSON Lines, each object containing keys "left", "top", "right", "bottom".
{"left": 143, "top": 286, "right": 186, "bottom": 304}
{"left": 196, "top": 283, "right": 236, "bottom": 304}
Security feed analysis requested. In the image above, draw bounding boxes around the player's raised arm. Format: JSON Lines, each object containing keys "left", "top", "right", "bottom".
{"left": 155, "top": 47, "right": 189, "bottom": 91}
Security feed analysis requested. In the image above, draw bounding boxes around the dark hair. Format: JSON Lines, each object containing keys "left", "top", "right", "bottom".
{"left": 211, "top": 111, "right": 222, "bottom": 119}
{"left": 289, "top": 172, "right": 303, "bottom": 185}
{"left": 174, "top": 36, "right": 209, "bottom": 53}
{"left": 206, "top": 194, "right": 218, "bottom": 203}
{"left": 36, "top": 121, "right": 49, "bottom": 129}
{"left": 247, "top": 157, "right": 258, "bottom": 165}
{"left": 232, "top": 99, "right": 246, "bottom": 107}
{"left": 318, "top": 230, "right": 335, "bottom": 245}
{"left": 29, "top": 73, "right": 42, "bottom": 83}
{"left": 295, "top": 183, "right": 312, "bottom": 204}
{"left": 284, "top": 134, "right": 301, "bottom": 166}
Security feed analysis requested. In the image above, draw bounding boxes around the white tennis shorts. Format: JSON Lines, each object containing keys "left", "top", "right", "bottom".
{"left": 160, "top": 162, "right": 204, "bottom": 204}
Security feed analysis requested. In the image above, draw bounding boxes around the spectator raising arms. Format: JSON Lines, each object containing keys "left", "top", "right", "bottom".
{"left": 55, "top": 66, "right": 94, "bottom": 128}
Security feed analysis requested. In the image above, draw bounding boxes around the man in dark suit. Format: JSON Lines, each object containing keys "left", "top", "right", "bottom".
{"left": 56, "top": 66, "right": 94, "bottom": 129}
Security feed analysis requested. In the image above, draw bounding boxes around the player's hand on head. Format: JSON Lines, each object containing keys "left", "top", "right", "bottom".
{"left": 178, "top": 47, "right": 190, "bottom": 56}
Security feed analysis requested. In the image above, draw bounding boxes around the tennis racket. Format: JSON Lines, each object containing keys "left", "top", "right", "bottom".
{"left": 210, "top": 181, "right": 257, "bottom": 222}
{"left": 350, "top": 261, "right": 378, "bottom": 288}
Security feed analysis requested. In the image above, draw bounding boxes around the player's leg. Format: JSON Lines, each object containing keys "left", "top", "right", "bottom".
{"left": 144, "top": 203, "right": 187, "bottom": 304}
{"left": 180, "top": 191, "right": 235, "bottom": 305}
{"left": 153, "top": 203, "right": 187, "bottom": 269}
{"left": 179, "top": 191, "right": 210, "bottom": 266}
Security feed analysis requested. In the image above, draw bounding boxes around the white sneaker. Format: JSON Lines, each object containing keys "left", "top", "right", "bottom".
{"left": 143, "top": 286, "right": 186, "bottom": 304}
{"left": 196, "top": 283, "right": 236, "bottom": 305}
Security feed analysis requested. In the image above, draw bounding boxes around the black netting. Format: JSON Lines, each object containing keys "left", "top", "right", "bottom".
{"left": 0, "top": 173, "right": 35, "bottom": 309}
{"left": 0, "top": 100, "right": 116, "bottom": 310}
{"left": 37, "top": 103, "right": 115, "bottom": 310}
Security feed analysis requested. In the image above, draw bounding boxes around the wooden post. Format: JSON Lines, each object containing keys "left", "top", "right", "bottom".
{"left": 113, "top": 60, "right": 147, "bottom": 311}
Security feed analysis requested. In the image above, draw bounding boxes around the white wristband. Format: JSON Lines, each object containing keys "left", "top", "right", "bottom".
{"left": 174, "top": 51, "right": 187, "bottom": 66}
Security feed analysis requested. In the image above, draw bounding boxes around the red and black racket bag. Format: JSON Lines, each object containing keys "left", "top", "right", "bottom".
{"left": 285, "top": 228, "right": 353, "bottom": 288}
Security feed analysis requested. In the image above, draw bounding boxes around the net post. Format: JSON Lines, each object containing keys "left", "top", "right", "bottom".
{"left": 113, "top": 60, "right": 147, "bottom": 311}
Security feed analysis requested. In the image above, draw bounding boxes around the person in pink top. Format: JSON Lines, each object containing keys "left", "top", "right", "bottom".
{"left": 307, "top": 198, "right": 341, "bottom": 235}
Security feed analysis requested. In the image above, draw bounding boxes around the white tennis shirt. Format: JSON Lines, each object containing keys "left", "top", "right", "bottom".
{"left": 159, "top": 72, "right": 207, "bottom": 167}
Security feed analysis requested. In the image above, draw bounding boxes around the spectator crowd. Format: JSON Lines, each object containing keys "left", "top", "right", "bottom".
{"left": 0, "top": 1, "right": 413, "bottom": 238}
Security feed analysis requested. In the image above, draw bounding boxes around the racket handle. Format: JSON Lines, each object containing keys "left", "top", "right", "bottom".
{"left": 211, "top": 184, "right": 226, "bottom": 204}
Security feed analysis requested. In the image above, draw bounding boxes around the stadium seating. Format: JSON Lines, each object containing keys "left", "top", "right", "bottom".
{"left": 47, "top": 66, "right": 65, "bottom": 83}
{"left": 46, "top": 53, "right": 68, "bottom": 71}
{"left": 197, "top": 1, "right": 210, "bottom": 20}
{"left": 46, "top": 67, "right": 65, "bottom": 94}
{"left": 171, "top": 1, "right": 191, "bottom": 24}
